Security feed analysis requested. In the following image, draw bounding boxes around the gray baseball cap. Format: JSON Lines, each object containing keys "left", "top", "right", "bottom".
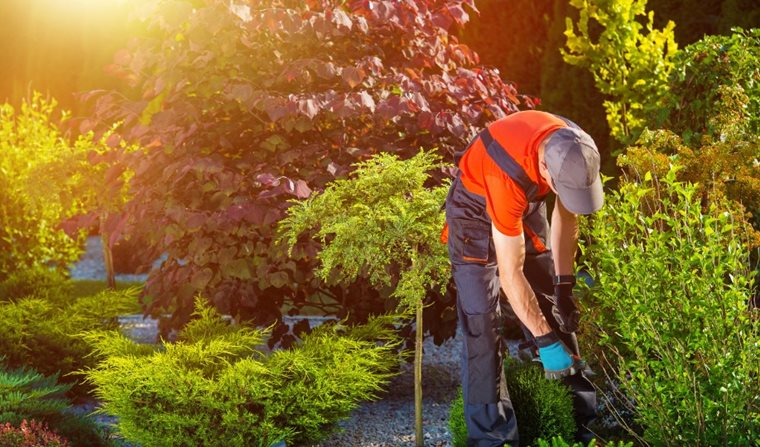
{"left": 544, "top": 127, "right": 604, "bottom": 215}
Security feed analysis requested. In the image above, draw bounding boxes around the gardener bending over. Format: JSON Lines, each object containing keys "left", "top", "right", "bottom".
{"left": 443, "top": 110, "right": 603, "bottom": 446}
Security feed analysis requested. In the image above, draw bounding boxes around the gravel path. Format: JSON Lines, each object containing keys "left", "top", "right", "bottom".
{"left": 302, "top": 333, "right": 464, "bottom": 447}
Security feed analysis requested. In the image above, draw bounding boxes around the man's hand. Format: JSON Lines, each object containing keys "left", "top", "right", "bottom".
{"left": 536, "top": 332, "right": 576, "bottom": 380}
{"left": 552, "top": 277, "right": 580, "bottom": 334}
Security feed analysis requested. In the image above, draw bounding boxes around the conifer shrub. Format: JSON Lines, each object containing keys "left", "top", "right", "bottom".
{"left": 0, "top": 268, "right": 73, "bottom": 305}
{"left": 580, "top": 166, "right": 760, "bottom": 445}
{"left": 82, "top": 298, "right": 401, "bottom": 447}
{"left": 449, "top": 360, "right": 575, "bottom": 446}
{"left": 534, "top": 438, "right": 632, "bottom": 447}
{"left": 0, "top": 420, "right": 70, "bottom": 447}
{"left": 0, "top": 367, "right": 105, "bottom": 447}
{"left": 0, "top": 287, "right": 141, "bottom": 386}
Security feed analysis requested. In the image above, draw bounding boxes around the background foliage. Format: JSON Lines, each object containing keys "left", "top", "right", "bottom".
{"left": 83, "top": 298, "right": 400, "bottom": 447}
{"left": 562, "top": 0, "right": 678, "bottom": 145}
{"left": 580, "top": 166, "right": 759, "bottom": 445}
{"left": 652, "top": 28, "right": 760, "bottom": 144}
{"left": 0, "top": 95, "right": 85, "bottom": 279}
{"left": 83, "top": 0, "right": 533, "bottom": 338}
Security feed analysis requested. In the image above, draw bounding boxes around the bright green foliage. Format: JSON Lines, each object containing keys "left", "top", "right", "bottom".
{"left": 280, "top": 150, "right": 450, "bottom": 309}
{"left": 534, "top": 438, "right": 632, "bottom": 447}
{"left": 654, "top": 28, "right": 760, "bottom": 144}
{"left": 563, "top": 0, "right": 678, "bottom": 144}
{"left": 0, "top": 94, "right": 83, "bottom": 278}
{"left": 580, "top": 166, "right": 760, "bottom": 445}
{"left": 82, "top": 298, "right": 400, "bottom": 447}
{"left": 0, "top": 93, "right": 133, "bottom": 281}
{"left": 448, "top": 389, "right": 467, "bottom": 447}
{"left": 0, "top": 287, "right": 141, "bottom": 386}
{"left": 0, "top": 268, "right": 72, "bottom": 305}
{"left": 449, "top": 361, "right": 576, "bottom": 446}
{"left": 0, "top": 367, "right": 105, "bottom": 447}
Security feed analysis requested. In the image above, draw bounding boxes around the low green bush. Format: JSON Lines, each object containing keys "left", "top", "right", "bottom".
{"left": 0, "top": 420, "right": 70, "bottom": 447}
{"left": 0, "top": 287, "right": 141, "bottom": 386}
{"left": 0, "top": 367, "right": 105, "bottom": 447}
{"left": 83, "top": 298, "right": 401, "bottom": 447}
{"left": 0, "top": 268, "right": 72, "bottom": 305}
{"left": 449, "top": 360, "right": 575, "bottom": 446}
{"left": 534, "top": 437, "right": 632, "bottom": 447}
{"left": 580, "top": 166, "right": 760, "bottom": 446}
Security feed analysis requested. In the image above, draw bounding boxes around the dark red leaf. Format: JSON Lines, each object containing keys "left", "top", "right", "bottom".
{"left": 342, "top": 66, "right": 366, "bottom": 89}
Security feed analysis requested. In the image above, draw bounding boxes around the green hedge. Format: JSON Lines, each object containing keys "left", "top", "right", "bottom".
{"left": 449, "top": 360, "right": 575, "bottom": 446}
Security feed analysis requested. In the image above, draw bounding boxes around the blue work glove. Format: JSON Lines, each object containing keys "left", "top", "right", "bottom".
{"left": 536, "top": 332, "right": 574, "bottom": 379}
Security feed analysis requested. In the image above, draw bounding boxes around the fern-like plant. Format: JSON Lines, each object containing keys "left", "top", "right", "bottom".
{"left": 0, "top": 367, "right": 105, "bottom": 447}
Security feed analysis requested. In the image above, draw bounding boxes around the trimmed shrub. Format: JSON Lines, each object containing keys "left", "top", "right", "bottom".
{"left": 0, "top": 368, "right": 104, "bottom": 447}
{"left": 0, "top": 420, "right": 69, "bottom": 447}
{"left": 580, "top": 165, "right": 760, "bottom": 445}
{"left": 0, "top": 286, "right": 141, "bottom": 386}
{"left": 535, "top": 438, "right": 632, "bottom": 447}
{"left": 82, "top": 298, "right": 401, "bottom": 447}
{"left": 0, "top": 268, "right": 73, "bottom": 305}
{"left": 449, "top": 360, "right": 575, "bottom": 446}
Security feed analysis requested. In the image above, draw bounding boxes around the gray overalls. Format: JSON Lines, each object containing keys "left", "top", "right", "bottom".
{"left": 445, "top": 127, "right": 597, "bottom": 446}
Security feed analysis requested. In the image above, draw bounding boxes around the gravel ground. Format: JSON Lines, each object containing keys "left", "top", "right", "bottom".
{"left": 301, "top": 333, "right": 464, "bottom": 447}
{"left": 69, "top": 236, "right": 150, "bottom": 283}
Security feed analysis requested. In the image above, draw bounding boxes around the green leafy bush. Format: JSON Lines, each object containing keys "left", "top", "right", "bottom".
{"left": 655, "top": 28, "right": 759, "bottom": 143}
{"left": 449, "top": 360, "right": 575, "bottom": 446}
{"left": 0, "top": 367, "right": 104, "bottom": 447}
{"left": 0, "top": 94, "right": 91, "bottom": 280}
{"left": 0, "top": 268, "right": 73, "bottom": 305}
{"left": 0, "top": 287, "right": 141, "bottom": 386}
{"left": 580, "top": 166, "right": 760, "bottom": 445}
{"left": 534, "top": 437, "right": 631, "bottom": 447}
{"left": 83, "top": 298, "right": 400, "bottom": 447}
{"left": 0, "top": 420, "right": 70, "bottom": 447}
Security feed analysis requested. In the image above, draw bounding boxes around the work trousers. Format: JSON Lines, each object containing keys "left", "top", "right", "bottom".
{"left": 445, "top": 177, "right": 597, "bottom": 447}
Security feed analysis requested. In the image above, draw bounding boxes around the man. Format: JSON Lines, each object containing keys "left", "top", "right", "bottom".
{"left": 443, "top": 110, "right": 603, "bottom": 446}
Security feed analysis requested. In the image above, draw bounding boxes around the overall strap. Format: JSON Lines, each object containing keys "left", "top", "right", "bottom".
{"left": 480, "top": 129, "right": 539, "bottom": 202}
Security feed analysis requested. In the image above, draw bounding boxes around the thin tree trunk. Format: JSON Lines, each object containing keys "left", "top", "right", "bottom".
{"left": 415, "top": 297, "right": 423, "bottom": 447}
{"left": 100, "top": 212, "right": 116, "bottom": 289}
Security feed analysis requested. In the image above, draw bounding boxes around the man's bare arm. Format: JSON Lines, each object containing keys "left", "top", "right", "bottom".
{"left": 492, "top": 224, "right": 553, "bottom": 337}
{"left": 550, "top": 198, "right": 578, "bottom": 276}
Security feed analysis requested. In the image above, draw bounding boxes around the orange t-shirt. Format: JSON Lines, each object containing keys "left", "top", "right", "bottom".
{"left": 458, "top": 111, "right": 568, "bottom": 236}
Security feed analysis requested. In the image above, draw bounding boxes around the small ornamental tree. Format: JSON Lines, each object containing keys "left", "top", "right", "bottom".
{"left": 84, "top": 0, "right": 532, "bottom": 334}
{"left": 562, "top": 0, "right": 677, "bottom": 145}
{"left": 280, "top": 150, "right": 450, "bottom": 447}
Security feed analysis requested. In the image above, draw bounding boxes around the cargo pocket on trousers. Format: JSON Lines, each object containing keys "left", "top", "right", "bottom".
{"left": 458, "top": 222, "right": 490, "bottom": 264}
